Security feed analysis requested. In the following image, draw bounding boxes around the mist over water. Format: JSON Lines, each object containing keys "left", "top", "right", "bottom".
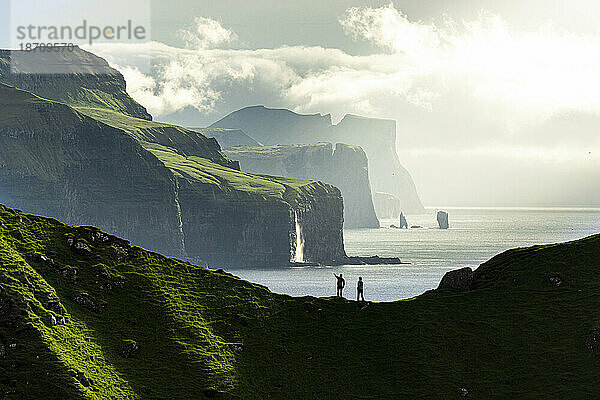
{"left": 227, "top": 208, "right": 600, "bottom": 302}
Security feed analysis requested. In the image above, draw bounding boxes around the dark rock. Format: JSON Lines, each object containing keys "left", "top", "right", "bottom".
{"left": 58, "top": 266, "right": 78, "bottom": 279}
{"left": 111, "top": 245, "right": 130, "bottom": 262}
{"left": 35, "top": 254, "right": 55, "bottom": 266}
{"left": 96, "top": 264, "right": 113, "bottom": 280}
{"left": 47, "top": 301, "right": 64, "bottom": 315}
{"left": 72, "top": 293, "right": 103, "bottom": 313}
{"left": 120, "top": 341, "right": 139, "bottom": 358}
{"left": 399, "top": 212, "right": 408, "bottom": 229}
{"left": 87, "top": 230, "right": 109, "bottom": 243}
{"left": 48, "top": 314, "right": 57, "bottom": 327}
{"left": 585, "top": 328, "right": 600, "bottom": 352}
{"left": 411, "top": 225, "right": 422, "bottom": 228}
{"left": 0, "top": 223, "right": 7, "bottom": 229}
{"left": 74, "top": 240, "right": 92, "bottom": 255}
{"left": 437, "top": 267, "right": 473, "bottom": 291}
{"left": 229, "top": 344, "right": 243, "bottom": 353}
{"left": 458, "top": 387, "right": 469, "bottom": 397}
{"left": 75, "top": 372, "right": 92, "bottom": 387}
{"left": 345, "top": 255, "right": 404, "bottom": 265}
{"left": 549, "top": 274, "right": 563, "bottom": 287}
{"left": 66, "top": 238, "right": 74, "bottom": 247}
{"left": 389, "top": 224, "right": 399, "bottom": 229}
{"left": 0, "top": 343, "right": 5, "bottom": 359}
{"left": 437, "top": 210, "right": 449, "bottom": 229}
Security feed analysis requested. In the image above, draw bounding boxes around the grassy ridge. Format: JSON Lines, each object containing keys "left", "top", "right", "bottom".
{"left": 78, "top": 107, "right": 331, "bottom": 203}
{"left": 0, "top": 205, "right": 599, "bottom": 398}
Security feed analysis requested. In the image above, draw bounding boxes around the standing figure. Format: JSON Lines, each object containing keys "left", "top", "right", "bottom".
{"left": 333, "top": 273, "right": 345, "bottom": 297}
{"left": 357, "top": 277, "right": 365, "bottom": 302}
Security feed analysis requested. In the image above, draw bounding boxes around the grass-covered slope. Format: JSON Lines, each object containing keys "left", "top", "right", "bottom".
{"left": 1, "top": 204, "right": 600, "bottom": 399}
{"left": 78, "top": 108, "right": 238, "bottom": 170}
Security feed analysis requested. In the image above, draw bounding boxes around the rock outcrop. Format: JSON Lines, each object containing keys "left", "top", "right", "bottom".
{"left": 437, "top": 211, "right": 449, "bottom": 229}
{"left": 224, "top": 143, "right": 379, "bottom": 228}
{"left": 399, "top": 212, "right": 408, "bottom": 229}
{"left": 211, "top": 106, "right": 425, "bottom": 215}
{"left": 437, "top": 267, "right": 473, "bottom": 291}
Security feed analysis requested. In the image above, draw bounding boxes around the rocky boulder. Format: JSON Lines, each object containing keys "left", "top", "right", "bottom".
{"left": 437, "top": 267, "right": 473, "bottom": 291}
{"left": 120, "top": 340, "right": 139, "bottom": 358}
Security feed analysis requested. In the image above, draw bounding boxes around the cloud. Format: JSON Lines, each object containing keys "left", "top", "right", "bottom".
{"left": 87, "top": 8, "right": 600, "bottom": 206}
{"left": 92, "top": 8, "right": 600, "bottom": 127}
{"left": 178, "top": 16, "right": 238, "bottom": 49}
{"left": 339, "top": 3, "right": 600, "bottom": 121}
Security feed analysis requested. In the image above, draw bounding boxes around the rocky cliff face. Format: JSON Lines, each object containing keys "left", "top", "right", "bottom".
{"left": 225, "top": 142, "right": 379, "bottom": 228}
{"left": 0, "top": 48, "right": 152, "bottom": 120}
{"left": 211, "top": 105, "right": 425, "bottom": 215}
{"left": 373, "top": 192, "right": 401, "bottom": 219}
{"left": 0, "top": 84, "right": 184, "bottom": 257}
{"left": 0, "top": 80, "right": 346, "bottom": 266}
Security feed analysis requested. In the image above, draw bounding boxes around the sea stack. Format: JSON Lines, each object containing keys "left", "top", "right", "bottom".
{"left": 437, "top": 211, "right": 449, "bottom": 229}
{"left": 399, "top": 212, "right": 408, "bottom": 229}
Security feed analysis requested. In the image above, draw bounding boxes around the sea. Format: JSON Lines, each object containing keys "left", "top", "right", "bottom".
{"left": 227, "top": 208, "right": 600, "bottom": 302}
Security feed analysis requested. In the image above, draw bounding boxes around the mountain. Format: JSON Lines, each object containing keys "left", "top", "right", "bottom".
{"left": 2, "top": 204, "right": 600, "bottom": 398}
{"left": 211, "top": 105, "right": 425, "bottom": 215}
{"left": 225, "top": 143, "right": 379, "bottom": 228}
{"left": 188, "top": 127, "right": 262, "bottom": 147}
{"left": 0, "top": 49, "right": 346, "bottom": 266}
{"left": 0, "top": 48, "right": 152, "bottom": 120}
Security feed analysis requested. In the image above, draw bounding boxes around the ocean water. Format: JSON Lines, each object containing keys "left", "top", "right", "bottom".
{"left": 227, "top": 208, "right": 600, "bottom": 302}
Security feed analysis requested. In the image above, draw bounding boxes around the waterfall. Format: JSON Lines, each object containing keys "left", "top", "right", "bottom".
{"left": 294, "top": 211, "right": 304, "bottom": 263}
{"left": 173, "top": 179, "right": 186, "bottom": 256}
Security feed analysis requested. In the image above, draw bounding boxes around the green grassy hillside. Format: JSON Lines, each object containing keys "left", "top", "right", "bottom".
{"left": 1, "top": 205, "right": 599, "bottom": 399}
{"left": 77, "top": 107, "right": 331, "bottom": 202}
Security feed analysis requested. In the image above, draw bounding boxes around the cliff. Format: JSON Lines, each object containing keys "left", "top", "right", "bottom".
{"left": 373, "top": 191, "right": 401, "bottom": 219}
{"left": 0, "top": 66, "right": 346, "bottom": 266}
{"left": 211, "top": 105, "right": 425, "bottom": 215}
{"left": 2, "top": 205, "right": 600, "bottom": 398}
{"left": 0, "top": 48, "right": 152, "bottom": 120}
{"left": 224, "top": 142, "right": 380, "bottom": 228}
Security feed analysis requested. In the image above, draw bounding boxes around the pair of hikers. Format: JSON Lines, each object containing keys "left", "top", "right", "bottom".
{"left": 333, "top": 273, "right": 365, "bottom": 302}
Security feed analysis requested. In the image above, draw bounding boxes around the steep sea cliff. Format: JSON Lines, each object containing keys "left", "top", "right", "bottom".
{"left": 0, "top": 48, "right": 346, "bottom": 267}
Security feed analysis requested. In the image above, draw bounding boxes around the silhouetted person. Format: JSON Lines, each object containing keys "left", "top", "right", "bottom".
{"left": 357, "top": 277, "right": 365, "bottom": 302}
{"left": 334, "top": 273, "right": 345, "bottom": 297}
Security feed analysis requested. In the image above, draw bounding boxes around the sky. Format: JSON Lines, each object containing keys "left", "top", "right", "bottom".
{"left": 3, "top": 0, "right": 600, "bottom": 207}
